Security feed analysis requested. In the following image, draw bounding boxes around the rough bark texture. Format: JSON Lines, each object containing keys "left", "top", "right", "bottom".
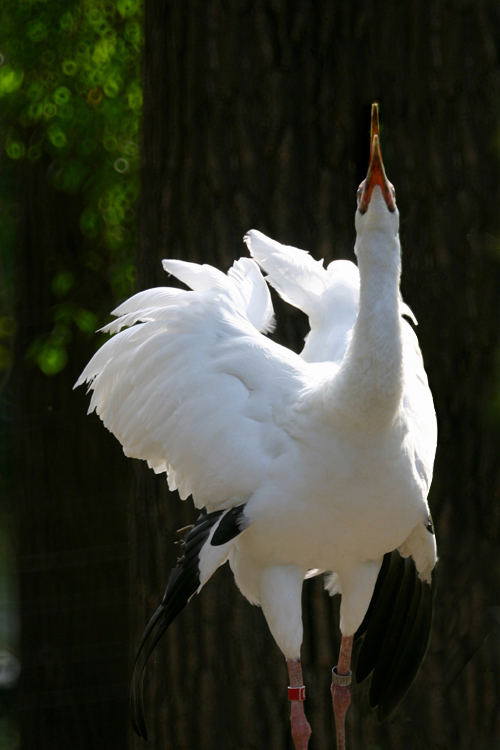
{"left": 13, "top": 162, "right": 131, "bottom": 749}
{"left": 130, "top": 2, "right": 500, "bottom": 750}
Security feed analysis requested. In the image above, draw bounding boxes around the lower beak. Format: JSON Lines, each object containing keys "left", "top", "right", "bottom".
{"left": 358, "top": 131, "right": 396, "bottom": 214}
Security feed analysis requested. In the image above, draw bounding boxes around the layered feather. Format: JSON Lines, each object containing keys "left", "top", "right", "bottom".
{"left": 77, "top": 222, "right": 438, "bottom": 729}
{"left": 75, "top": 256, "right": 306, "bottom": 509}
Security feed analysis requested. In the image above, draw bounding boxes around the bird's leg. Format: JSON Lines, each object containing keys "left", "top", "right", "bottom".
{"left": 286, "top": 658, "right": 311, "bottom": 750}
{"left": 331, "top": 635, "right": 354, "bottom": 750}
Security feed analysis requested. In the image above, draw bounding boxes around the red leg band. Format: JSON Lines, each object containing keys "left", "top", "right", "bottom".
{"left": 288, "top": 685, "right": 306, "bottom": 701}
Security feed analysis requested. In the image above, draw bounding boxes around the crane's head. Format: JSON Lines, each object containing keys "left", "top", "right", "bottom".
{"left": 356, "top": 103, "right": 396, "bottom": 219}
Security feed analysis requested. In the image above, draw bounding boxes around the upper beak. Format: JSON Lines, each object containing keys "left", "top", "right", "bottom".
{"left": 358, "top": 103, "right": 396, "bottom": 214}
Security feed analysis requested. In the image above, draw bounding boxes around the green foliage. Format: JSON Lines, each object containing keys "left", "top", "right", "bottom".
{"left": 0, "top": 0, "right": 143, "bottom": 376}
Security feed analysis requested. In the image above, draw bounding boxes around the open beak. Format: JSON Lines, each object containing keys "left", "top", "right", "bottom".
{"left": 358, "top": 103, "right": 396, "bottom": 214}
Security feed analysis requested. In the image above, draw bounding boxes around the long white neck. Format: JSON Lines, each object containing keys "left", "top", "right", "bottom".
{"left": 325, "top": 192, "right": 403, "bottom": 431}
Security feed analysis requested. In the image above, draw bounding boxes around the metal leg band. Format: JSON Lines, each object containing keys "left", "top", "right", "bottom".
{"left": 331, "top": 666, "right": 352, "bottom": 686}
{"left": 288, "top": 685, "right": 306, "bottom": 701}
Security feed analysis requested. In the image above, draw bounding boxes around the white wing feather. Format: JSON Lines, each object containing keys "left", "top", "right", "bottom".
{"left": 246, "top": 229, "right": 419, "bottom": 365}
{"left": 162, "top": 256, "right": 275, "bottom": 334}
{"left": 244, "top": 230, "right": 328, "bottom": 316}
{"left": 75, "top": 256, "right": 304, "bottom": 510}
{"left": 245, "top": 229, "right": 360, "bottom": 364}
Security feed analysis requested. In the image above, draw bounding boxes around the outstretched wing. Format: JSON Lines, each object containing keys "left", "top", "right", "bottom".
{"left": 245, "top": 229, "right": 360, "bottom": 363}
{"left": 244, "top": 229, "right": 331, "bottom": 316}
{"left": 75, "top": 256, "right": 306, "bottom": 510}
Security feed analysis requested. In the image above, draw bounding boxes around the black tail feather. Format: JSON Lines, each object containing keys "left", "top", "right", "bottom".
{"left": 377, "top": 571, "right": 434, "bottom": 720}
{"left": 129, "top": 603, "right": 165, "bottom": 740}
{"left": 355, "top": 551, "right": 406, "bottom": 683}
{"left": 368, "top": 558, "right": 417, "bottom": 709}
{"left": 354, "top": 550, "right": 437, "bottom": 721}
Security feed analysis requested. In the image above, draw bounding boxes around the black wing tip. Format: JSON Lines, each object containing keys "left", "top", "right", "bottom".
{"left": 355, "top": 551, "right": 437, "bottom": 722}
{"left": 128, "top": 507, "right": 230, "bottom": 740}
{"left": 211, "top": 503, "right": 248, "bottom": 546}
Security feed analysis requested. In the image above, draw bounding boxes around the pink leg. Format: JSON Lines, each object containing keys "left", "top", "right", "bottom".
{"left": 331, "top": 635, "right": 353, "bottom": 750}
{"left": 286, "top": 658, "right": 311, "bottom": 750}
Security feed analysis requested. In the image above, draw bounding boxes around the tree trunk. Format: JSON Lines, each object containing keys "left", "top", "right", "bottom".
{"left": 13, "top": 159, "right": 132, "bottom": 749}
{"left": 131, "top": 2, "right": 500, "bottom": 749}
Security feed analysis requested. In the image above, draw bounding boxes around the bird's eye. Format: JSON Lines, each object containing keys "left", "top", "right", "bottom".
{"left": 391, "top": 186, "right": 396, "bottom": 199}
{"left": 357, "top": 187, "right": 362, "bottom": 201}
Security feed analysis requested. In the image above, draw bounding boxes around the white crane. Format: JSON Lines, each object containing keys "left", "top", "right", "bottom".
{"left": 76, "top": 104, "right": 437, "bottom": 750}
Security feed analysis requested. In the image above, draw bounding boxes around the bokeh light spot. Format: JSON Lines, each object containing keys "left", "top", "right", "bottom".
{"left": 62, "top": 60, "right": 78, "bottom": 76}
{"left": 80, "top": 207, "right": 101, "bottom": 238}
{"left": 37, "top": 343, "right": 68, "bottom": 376}
{"left": 54, "top": 86, "right": 72, "bottom": 106}
{"left": 52, "top": 271, "right": 75, "bottom": 298}
{"left": 74, "top": 308, "right": 98, "bottom": 333}
{"left": 87, "top": 87, "right": 103, "bottom": 106}
{"left": 117, "top": 0, "right": 140, "bottom": 18}
{"left": 27, "top": 143, "right": 42, "bottom": 161}
{"left": 0, "top": 0, "right": 144, "bottom": 373}
{"left": 0, "top": 66, "right": 24, "bottom": 97}
{"left": 48, "top": 125, "right": 67, "bottom": 148}
{"left": 27, "top": 21, "right": 48, "bottom": 43}
{"left": 27, "top": 82, "right": 44, "bottom": 101}
{"left": 6, "top": 141, "right": 25, "bottom": 159}
{"left": 43, "top": 102, "right": 57, "bottom": 118}
{"left": 104, "top": 78, "right": 121, "bottom": 98}
{"left": 114, "top": 157, "right": 130, "bottom": 173}
{"left": 60, "top": 11, "right": 75, "bottom": 31}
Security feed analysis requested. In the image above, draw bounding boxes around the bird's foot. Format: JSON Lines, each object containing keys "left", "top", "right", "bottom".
{"left": 290, "top": 700, "right": 311, "bottom": 750}
{"left": 331, "top": 671, "right": 351, "bottom": 750}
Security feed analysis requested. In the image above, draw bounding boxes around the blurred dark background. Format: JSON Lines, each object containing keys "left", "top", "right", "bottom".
{"left": 1, "top": 1, "right": 500, "bottom": 749}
